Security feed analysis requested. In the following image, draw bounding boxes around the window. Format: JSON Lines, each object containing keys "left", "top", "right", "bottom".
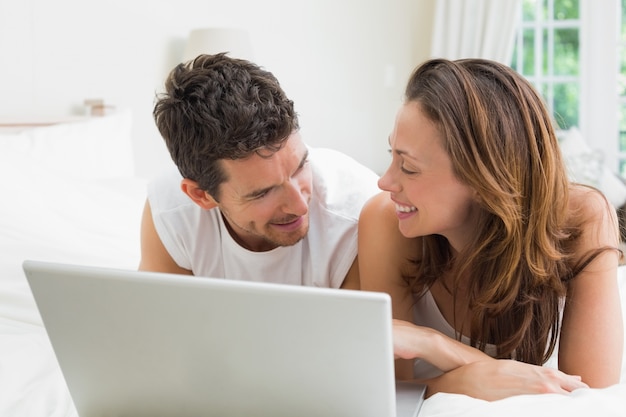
{"left": 511, "top": 0, "right": 581, "bottom": 130}
{"left": 512, "top": 0, "right": 622, "bottom": 174}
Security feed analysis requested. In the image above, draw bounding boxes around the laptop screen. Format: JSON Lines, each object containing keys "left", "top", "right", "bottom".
{"left": 24, "top": 260, "right": 423, "bottom": 417}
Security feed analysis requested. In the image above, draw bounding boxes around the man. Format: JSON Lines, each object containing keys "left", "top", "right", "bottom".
{"left": 139, "top": 53, "right": 379, "bottom": 289}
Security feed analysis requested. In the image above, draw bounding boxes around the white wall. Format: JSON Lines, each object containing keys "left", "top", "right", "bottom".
{"left": 0, "top": 0, "right": 435, "bottom": 178}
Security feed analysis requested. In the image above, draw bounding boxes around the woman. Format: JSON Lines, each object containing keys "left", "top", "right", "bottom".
{"left": 359, "top": 58, "right": 623, "bottom": 400}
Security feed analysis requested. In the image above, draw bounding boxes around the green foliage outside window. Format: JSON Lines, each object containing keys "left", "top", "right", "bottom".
{"left": 554, "top": 82, "right": 579, "bottom": 129}
{"left": 512, "top": 0, "right": 580, "bottom": 130}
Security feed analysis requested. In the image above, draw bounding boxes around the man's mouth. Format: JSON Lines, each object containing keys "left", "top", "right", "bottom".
{"left": 271, "top": 216, "right": 305, "bottom": 231}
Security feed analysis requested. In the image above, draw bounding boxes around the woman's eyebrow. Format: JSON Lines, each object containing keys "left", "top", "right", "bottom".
{"left": 387, "top": 136, "right": 410, "bottom": 157}
{"left": 295, "top": 149, "right": 309, "bottom": 172}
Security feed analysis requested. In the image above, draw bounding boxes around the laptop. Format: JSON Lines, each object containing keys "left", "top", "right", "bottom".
{"left": 23, "top": 260, "right": 426, "bottom": 417}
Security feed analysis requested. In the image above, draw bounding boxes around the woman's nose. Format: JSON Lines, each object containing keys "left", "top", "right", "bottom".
{"left": 377, "top": 167, "right": 398, "bottom": 192}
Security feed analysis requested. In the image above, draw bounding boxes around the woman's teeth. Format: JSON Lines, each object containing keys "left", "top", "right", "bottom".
{"left": 395, "top": 203, "right": 416, "bottom": 213}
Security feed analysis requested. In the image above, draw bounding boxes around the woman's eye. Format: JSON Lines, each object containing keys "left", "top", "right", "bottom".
{"left": 400, "top": 166, "right": 418, "bottom": 175}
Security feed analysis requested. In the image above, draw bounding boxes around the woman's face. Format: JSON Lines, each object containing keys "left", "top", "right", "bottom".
{"left": 378, "top": 101, "right": 481, "bottom": 253}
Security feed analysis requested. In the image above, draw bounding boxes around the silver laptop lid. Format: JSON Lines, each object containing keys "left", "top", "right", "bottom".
{"left": 23, "top": 260, "right": 406, "bottom": 417}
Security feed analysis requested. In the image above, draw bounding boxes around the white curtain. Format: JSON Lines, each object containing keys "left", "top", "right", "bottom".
{"left": 431, "top": 0, "right": 522, "bottom": 63}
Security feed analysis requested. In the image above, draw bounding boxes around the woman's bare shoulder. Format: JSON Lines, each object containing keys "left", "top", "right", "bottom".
{"left": 358, "top": 192, "right": 419, "bottom": 322}
{"left": 360, "top": 192, "right": 418, "bottom": 249}
{"left": 361, "top": 191, "right": 396, "bottom": 220}
{"left": 567, "top": 184, "right": 620, "bottom": 254}
{"left": 358, "top": 191, "right": 421, "bottom": 279}
{"left": 567, "top": 184, "right": 617, "bottom": 224}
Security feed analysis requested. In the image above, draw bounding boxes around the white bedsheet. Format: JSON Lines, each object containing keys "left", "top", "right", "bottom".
{"left": 0, "top": 169, "right": 147, "bottom": 415}
{"left": 1, "top": 158, "right": 625, "bottom": 416}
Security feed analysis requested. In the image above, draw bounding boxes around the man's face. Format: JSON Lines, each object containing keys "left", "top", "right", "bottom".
{"left": 214, "top": 132, "right": 312, "bottom": 252}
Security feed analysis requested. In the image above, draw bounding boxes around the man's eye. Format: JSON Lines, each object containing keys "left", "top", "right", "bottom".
{"left": 248, "top": 190, "right": 269, "bottom": 200}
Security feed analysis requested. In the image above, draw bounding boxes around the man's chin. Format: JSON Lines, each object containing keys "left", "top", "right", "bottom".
{"left": 270, "top": 224, "right": 309, "bottom": 247}
{"left": 279, "top": 230, "right": 308, "bottom": 247}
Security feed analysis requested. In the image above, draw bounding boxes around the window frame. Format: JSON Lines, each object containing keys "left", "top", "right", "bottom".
{"left": 580, "top": 0, "right": 620, "bottom": 172}
{"left": 513, "top": 0, "right": 621, "bottom": 172}
{"left": 512, "top": 0, "right": 581, "bottom": 130}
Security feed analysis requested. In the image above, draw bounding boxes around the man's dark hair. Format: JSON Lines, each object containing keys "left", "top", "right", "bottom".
{"left": 153, "top": 53, "right": 299, "bottom": 199}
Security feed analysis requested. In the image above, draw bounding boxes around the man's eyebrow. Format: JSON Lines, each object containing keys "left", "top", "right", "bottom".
{"left": 242, "top": 149, "right": 309, "bottom": 200}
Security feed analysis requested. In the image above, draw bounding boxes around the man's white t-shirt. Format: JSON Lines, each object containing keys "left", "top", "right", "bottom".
{"left": 147, "top": 147, "right": 380, "bottom": 288}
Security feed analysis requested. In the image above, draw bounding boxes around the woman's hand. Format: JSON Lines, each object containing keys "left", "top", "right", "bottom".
{"left": 393, "top": 319, "right": 490, "bottom": 372}
{"left": 427, "top": 359, "right": 589, "bottom": 401}
{"left": 392, "top": 320, "right": 589, "bottom": 401}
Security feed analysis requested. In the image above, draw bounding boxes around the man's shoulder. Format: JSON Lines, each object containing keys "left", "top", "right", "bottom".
{"left": 308, "top": 147, "right": 380, "bottom": 217}
{"left": 147, "top": 166, "right": 195, "bottom": 212}
{"left": 148, "top": 164, "right": 180, "bottom": 187}
{"left": 309, "top": 147, "right": 379, "bottom": 182}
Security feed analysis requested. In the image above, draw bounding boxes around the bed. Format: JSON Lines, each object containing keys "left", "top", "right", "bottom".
{"left": 0, "top": 114, "right": 625, "bottom": 416}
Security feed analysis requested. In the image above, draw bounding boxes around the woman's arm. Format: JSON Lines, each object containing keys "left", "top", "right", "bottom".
{"left": 360, "top": 192, "right": 591, "bottom": 400}
{"left": 392, "top": 320, "right": 490, "bottom": 371}
{"left": 358, "top": 192, "right": 421, "bottom": 379}
{"left": 559, "top": 187, "right": 623, "bottom": 386}
{"left": 359, "top": 193, "right": 524, "bottom": 371}
{"left": 424, "top": 359, "right": 588, "bottom": 400}
{"left": 359, "top": 193, "right": 492, "bottom": 375}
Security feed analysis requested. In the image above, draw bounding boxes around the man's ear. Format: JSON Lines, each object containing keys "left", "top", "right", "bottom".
{"left": 180, "top": 179, "right": 218, "bottom": 210}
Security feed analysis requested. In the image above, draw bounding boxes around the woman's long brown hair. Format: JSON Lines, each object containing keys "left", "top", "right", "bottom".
{"left": 404, "top": 58, "right": 587, "bottom": 364}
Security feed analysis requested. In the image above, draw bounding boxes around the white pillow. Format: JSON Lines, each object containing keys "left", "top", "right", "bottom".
{"left": 558, "top": 127, "right": 626, "bottom": 207}
{"left": 0, "top": 108, "right": 134, "bottom": 179}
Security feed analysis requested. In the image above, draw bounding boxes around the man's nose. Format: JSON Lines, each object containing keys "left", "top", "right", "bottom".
{"left": 282, "top": 180, "right": 308, "bottom": 216}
